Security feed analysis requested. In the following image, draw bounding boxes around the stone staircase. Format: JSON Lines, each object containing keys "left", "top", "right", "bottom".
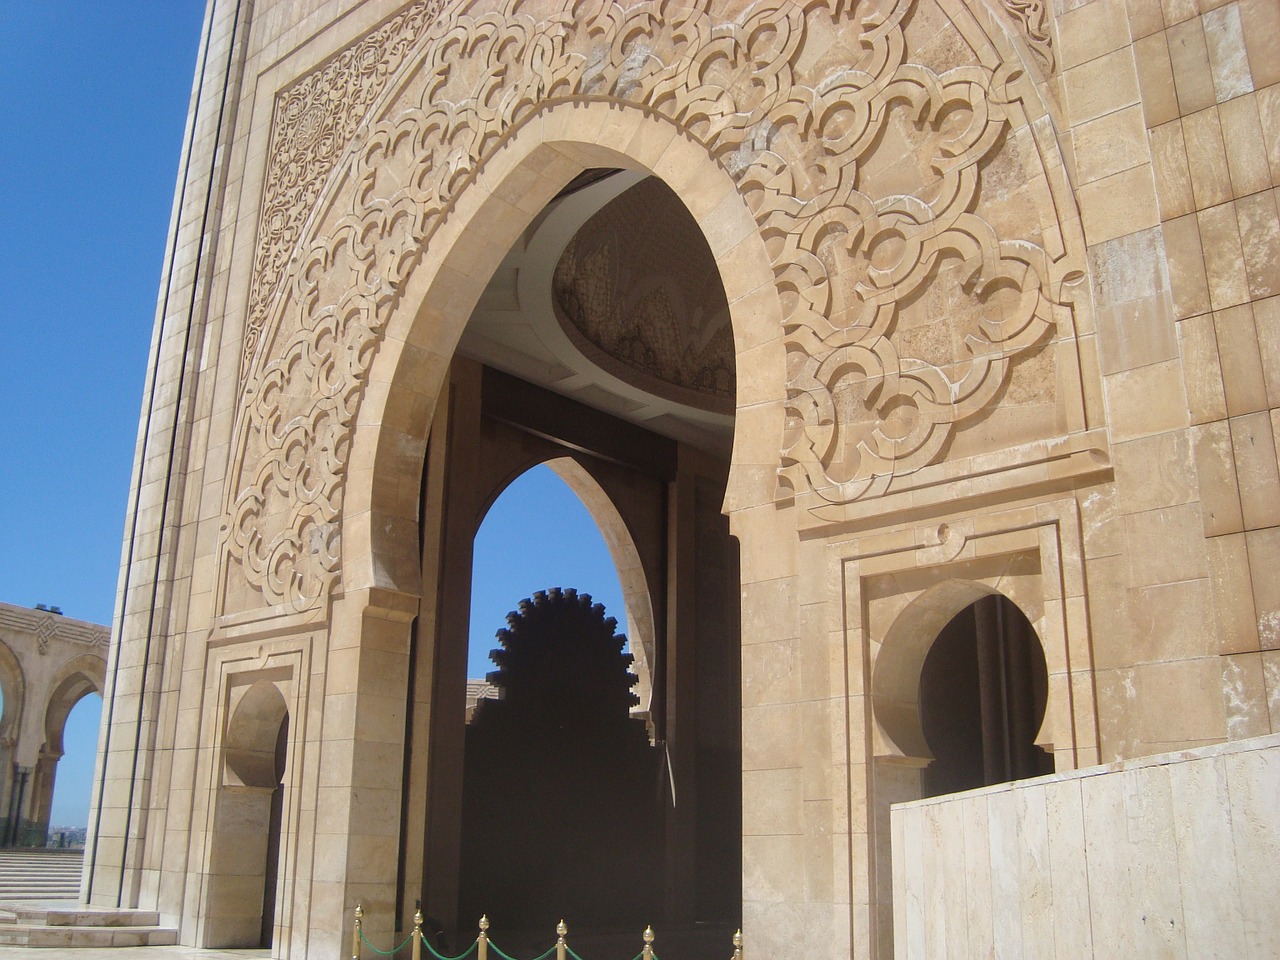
{"left": 0, "top": 850, "right": 178, "bottom": 947}
{"left": 0, "top": 850, "right": 82, "bottom": 902}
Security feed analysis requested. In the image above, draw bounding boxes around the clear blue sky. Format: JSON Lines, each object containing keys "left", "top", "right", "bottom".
{"left": 469, "top": 467, "right": 628, "bottom": 679}
{"left": 1, "top": 4, "right": 627, "bottom": 827}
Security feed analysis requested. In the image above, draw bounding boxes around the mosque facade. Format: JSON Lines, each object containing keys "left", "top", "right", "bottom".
{"left": 86, "top": 1, "right": 1280, "bottom": 957}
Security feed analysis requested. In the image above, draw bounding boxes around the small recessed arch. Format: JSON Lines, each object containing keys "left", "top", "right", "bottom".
{"left": 873, "top": 578, "right": 1048, "bottom": 761}
{"left": 224, "top": 680, "right": 290, "bottom": 789}
{"left": 917, "top": 592, "right": 1052, "bottom": 796}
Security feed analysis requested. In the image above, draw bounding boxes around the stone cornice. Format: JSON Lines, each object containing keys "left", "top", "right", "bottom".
{"left": 0, "top": 602, "right": 110, "bottom": 649}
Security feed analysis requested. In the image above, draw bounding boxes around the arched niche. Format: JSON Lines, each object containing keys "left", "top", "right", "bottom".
{"left": 224, "top": 679, "right": 289, "bottom": 789}
{"left": 872, "top": 579, "right": 1055, "bottom": 765}
{"left": 206, "top": 678, "right": 291, "bottom": 948}
{"left": 917, "top": 593, "right": 1053, "bottom": 796}
{"left": 874, "top": 579, "right": 1003, "bottom": 761}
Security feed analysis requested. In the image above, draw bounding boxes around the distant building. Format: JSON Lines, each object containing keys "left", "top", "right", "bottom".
{"left": 48, "top": 826, "right": 89, "bottom": 849}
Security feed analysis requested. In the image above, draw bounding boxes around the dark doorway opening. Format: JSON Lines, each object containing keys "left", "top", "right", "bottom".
{"left": 260, "top": 713, "right": 289, "bottom": 948}
{"left": 405, "top": 168, "right": 744, "bottom": 954}
{"left": 918, "top": 594, "right": 1054, "bottom": 797}
{"left": 409, "top": 365, "right": 742, "bottom": 954}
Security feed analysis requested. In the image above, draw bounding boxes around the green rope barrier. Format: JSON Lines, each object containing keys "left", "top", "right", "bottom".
{"left": 359, "top": 926, "right": 415, "bottom": 957}
{"left": 485, "top": 942, "right": 521, "bottom": 960}
{"left": 421, "top": 938, "right": 479, "bottom": 960}
{"left": 356, "top": 920, "right": 662, "bottom": 960}
{"left": 453, "top": 935, "right": 656, "bottom": 960}
{"left": 486, "top": 940, "right": 556, "bottom": 960}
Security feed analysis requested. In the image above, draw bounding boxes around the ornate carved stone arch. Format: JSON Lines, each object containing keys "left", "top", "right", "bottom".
{"left": 219, "top": 0, "right": 1098, "bottom": 616}
{"left": 347, "top": 106, "right": 777, "bottom": 603}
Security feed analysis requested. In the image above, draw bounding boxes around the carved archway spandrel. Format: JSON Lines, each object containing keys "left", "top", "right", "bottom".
{"left": 223, "top": 0, "right": 1089, "bottom": 613}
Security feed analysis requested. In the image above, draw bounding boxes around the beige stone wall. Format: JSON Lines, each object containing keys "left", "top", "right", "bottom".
{"left": 1030, "top": 0, "right": 1274, "bottom": 764}
{"left": 1121, "top": 0, "right": 1280, "bottom": 739}
{"left": 890, "top": 733, "right": 1280, "bottom": 959}
{"left": 85, "top": 1, "right": 1280, "bottom": 958}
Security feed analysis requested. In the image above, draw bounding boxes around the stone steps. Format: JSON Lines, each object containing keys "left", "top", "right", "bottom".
{"left": 0, "top": 850, "right": 179, "bottom": 947}
{"left": 9, "top": 906, "right": 161, "bottom": 927}
{"left": 0, "top": 921, "right": 179, "bottom": 948}
{"left": 0, "top": 850, "right": 83, "bottom": 902}
{"left": 0, "top": 906, "right": 180, "bottom": 948}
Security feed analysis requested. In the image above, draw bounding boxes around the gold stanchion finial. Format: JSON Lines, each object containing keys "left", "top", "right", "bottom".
{"left": 732, "top": 928, "right": 743, "bottom": 960}
{"left": 351, "top": 903, "right": 364, "bottom": 960}
{"left": 642, "top": 925, "right": 655, "bottom": 960}
{"left": 556, "top": 920, "right": 568, "bottom": 960}
{"left": 412, "top": 903, "right": 424, "bottom": 960}
{"left": 478, "top": 916, "right": 490, "bottom": 960}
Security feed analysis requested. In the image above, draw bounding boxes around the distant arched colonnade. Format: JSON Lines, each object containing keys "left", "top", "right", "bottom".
{"left": 0, "top": 602, "right": 107, "bottom": 846}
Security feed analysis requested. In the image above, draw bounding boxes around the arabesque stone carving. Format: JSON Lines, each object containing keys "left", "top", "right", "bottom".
{"left": 1001, "top": 0, "right": 1054, "bottom": 73}
{"left": 225, "top": 0, "right": 1083, "bottom": 610}
{"left": 242, "top": 0, "right": 445, "bottom": 386}
{"left": 553, "top": 177, "right": 735, "bottom": 410}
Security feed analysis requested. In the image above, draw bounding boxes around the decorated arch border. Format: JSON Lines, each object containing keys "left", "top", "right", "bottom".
{"left": 222, "top": 0, "right": 1089, "bottom": 612}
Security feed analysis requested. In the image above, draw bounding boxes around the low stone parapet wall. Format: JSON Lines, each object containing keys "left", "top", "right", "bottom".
{"left": 891, "top": 734, "right": 1280, "bottom": 959}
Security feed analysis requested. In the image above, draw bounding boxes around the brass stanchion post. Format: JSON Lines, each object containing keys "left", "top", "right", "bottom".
{"left": 412, "top": 904, "right": 423, "bottom": 960}
{"left": 556, "top": 920, "right": 568, "bottom": 960}
{"left": 478, "top": 916, "right": 490, "bottom": 960}
{"left": 352, "top": 903, "right": 363, "bottom": 960}
{"left": 641, "top": 926, "right": 655, "bottom": 960}
{"left": 731, "top": 928, "right": 743, "bottom": 960}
